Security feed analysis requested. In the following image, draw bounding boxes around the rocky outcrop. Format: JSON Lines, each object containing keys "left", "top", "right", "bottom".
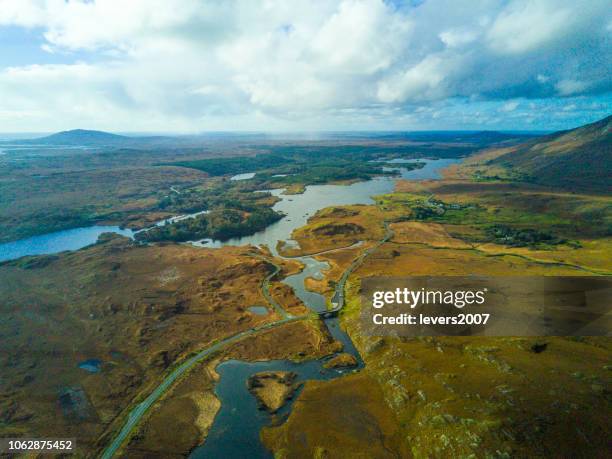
{"left": 247, "top": 371, "right": 300, "bottom": 413}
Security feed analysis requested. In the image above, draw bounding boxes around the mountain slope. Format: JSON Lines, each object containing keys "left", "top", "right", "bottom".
{"left": 486, "top": 115, "right": 611, "bottom": 192}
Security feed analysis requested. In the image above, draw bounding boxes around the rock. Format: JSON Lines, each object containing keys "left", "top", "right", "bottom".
{"left": 323, "top": 353, "right": 358, "bottom": 369}
{"left": 247, "top": 371, "right": 300, "bottom": 413}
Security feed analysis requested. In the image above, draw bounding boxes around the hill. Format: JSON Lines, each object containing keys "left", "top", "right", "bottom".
{"left": 35, "top": 129, "right": 129, "bottom": 146}
{"left": 483, "top": 115, "right": 611, "bottom": 192}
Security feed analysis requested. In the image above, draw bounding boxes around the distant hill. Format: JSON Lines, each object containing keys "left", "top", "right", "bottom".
{"left": 35, "top": 129, "right": 129, "bottom": 146}
{"left": 485, "top": 115, "right": 611, "bottom": 192}
{"left": 365, "top": 130, "right": 538, "bottom": 145}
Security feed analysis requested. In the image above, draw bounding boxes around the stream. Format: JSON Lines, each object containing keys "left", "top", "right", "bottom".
{"left": 0, "top": 158, "right": 460, "bottom": 457}
{"left": 189, "top": 158, "right": 459, "bottom": 458}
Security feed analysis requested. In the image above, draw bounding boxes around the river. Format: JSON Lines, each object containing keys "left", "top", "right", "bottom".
{"left": 1, "top": 158, "right": 459, "bottom": 458}
{"left": 0, "top": 158, "right": 459, "bottom": 263}
{"left": 189, "top": 158, "right": 459, "bottom": 458}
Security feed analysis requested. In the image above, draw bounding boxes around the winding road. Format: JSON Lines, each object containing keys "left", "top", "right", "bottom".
{"left": 320, "top": 222, "right": 393, "bottom": 317}
{"left": 99, "top": 224, "right": 393, "bottom": 458}
{"left": 99, "top": 315, "right": 302, "bottom": 459}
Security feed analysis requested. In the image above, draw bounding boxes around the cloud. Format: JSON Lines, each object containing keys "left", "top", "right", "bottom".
{"left": 0, "top": 0, "right": 610, "bottom": 131}
{"left": 500, "top": 100, "right": 520, "bottom": 112}
{"left": 556, "top": 79, "right": 590, "bottom": 96}
{"left": 439, "top": 28, "right": 478, "bottom": 48}
{"left": 486, "top": 1, "right": 573, "bottom": 54}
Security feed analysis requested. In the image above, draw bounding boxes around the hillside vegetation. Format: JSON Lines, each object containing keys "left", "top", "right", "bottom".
{"left": 475, "top": 115, "right": 611, "bottom": 192}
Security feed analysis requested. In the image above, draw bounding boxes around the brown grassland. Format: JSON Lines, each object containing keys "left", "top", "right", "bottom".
{"left": 0, "top": 235, "right": 337, "bottom": 456}
{"left": 262, "top": 164, "right": 611, "bottom": 458}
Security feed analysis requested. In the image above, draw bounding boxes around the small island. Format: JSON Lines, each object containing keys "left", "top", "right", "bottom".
{"left": 247, "top": 371, "right": 301, "bottom": 413}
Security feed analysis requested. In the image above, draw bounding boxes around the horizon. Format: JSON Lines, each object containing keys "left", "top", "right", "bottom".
{"left": 0, "top": 127, "right": 556, "bottom": 142}
{"left": 1, "top": 0, "right": 610, "bottom": 132}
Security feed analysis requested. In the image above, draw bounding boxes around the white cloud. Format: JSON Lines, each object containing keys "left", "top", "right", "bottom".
{"left": 556, "top": 79, "right": 589, "bottom": 96}
{"left": 0, "top": 0, "right": 609, "bottom": 131}
{"left": 439, "top": 28, "right": 478, "bottom": 48}
{"left": 377, "top": 55, "right": 454, "bottom": 103}
{"left": 500, "top": 100, "right": 520, "bottom": 112}
{"left": 487, "top": 1, "right": 573, "bottom": 54}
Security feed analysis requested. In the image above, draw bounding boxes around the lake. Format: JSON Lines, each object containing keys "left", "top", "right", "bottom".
{"left": 0, "top": 158, "right": 460, "bottom": 262}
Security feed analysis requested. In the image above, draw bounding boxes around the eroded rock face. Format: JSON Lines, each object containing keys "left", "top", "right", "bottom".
{"left": 247, "top": 372, "right": 300, "bottom": 413}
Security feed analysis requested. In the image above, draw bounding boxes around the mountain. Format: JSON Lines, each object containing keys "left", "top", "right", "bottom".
{"left": 35, "top": 129, "right": 130, "bottom": 146}
{"left": 485, "top": 115, "right": 611, "bottom": 192}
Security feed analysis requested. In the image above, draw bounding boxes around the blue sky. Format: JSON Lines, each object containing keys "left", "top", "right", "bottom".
{"left": 0, "top": 0, "right": 610, "bottom": 133}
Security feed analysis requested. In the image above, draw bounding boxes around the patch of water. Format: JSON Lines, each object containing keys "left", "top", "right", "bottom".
{"left": 191, "top": 158, "right": 460, "bottom": 255}
{"left": 248, "top": 306, "right": 269, "bottom": 315}
{"left": 78, "top": 359, "right": 102, "bottom": 373}
{"left": 282, "top": 257, "right": 330, "bottom": 312}
{"left": 230, "top": 172, "right": 256, "bottom": 181}
{"left": 0, "top": 226, "right": 134, "bottom": 263}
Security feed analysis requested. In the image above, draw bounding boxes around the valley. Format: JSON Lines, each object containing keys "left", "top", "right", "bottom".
{"left": 0, "top": 119, "right": 610, "bottom": 458}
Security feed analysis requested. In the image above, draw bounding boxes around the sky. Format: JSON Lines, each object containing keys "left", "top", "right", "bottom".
{"left": 0, "top": 0, "right": 610, "bottom": 133}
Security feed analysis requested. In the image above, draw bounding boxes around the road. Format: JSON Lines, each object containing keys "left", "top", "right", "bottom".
{"left": 99, "top": 254, "right": 297, "bottom": 458}
{"left": 319, "top": 222, "right": 393, "bottom": 317}
{"left": 100, "top": 227, "right": 393, "bottom": 457}
{"left": 99, "top": 316, "right": 303, "bottom": 459}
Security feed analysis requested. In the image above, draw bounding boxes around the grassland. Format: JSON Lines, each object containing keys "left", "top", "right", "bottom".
{"left": 263, "top": 162, "right": 612, "bottom": 458}
{"left": 0, "top": 235, "right": 338, "bottom": 457}
{"left": 0, "top": 135, "right": 475, "bottom": 244}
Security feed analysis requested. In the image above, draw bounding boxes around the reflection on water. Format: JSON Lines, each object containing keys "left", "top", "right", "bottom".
{"left": 381, "top": 157, "right": 459, "bottom": 179}
{"left": 78, "top": 359, "right": 103, "bottom": 373}
{"left": 191, "top": 352, "right": 359, "bottom": 459}
{"left": 282, "top": 256, "right": 330, "bottom": 312}
{"left": 191, "top": 178, "right": 394, "bottom": 254}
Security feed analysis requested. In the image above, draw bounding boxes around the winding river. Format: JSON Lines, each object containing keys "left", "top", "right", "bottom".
{"left": 0, "top": 158, "right": 460, "bottom": 458}
{"left": 187, "top": 158, "right": 460, "bottom": 458}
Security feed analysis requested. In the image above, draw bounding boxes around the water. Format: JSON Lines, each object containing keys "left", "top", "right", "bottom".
{"left": 0, "top": 226, "right": 133, "bottom": 262}
{"left": 137, "top": 210, "right": 210, "bottom": 232}
{"left": 78, "top": 359, "right": 102, "bottom": 373}
{"left": 282, "top": 256, "right": 330, "bottom": 312}
{"left": 381, "top": 157, "right": 459, "bottom": 179}
{"left": 191, "top": 178, "right": 394, "bottom": 254}
{"left": 0, "top": 158, "right": 459, "bottom": 263}
{"left": 230, "top": 172, "right": 256, "bottom": 181}
{"left": 191, "top": 351, "right": 359, "bottom": 459}
{"left": 192, "top": 158, "right": 460, "bottom": 255}
{"left": 192, "top": 157, "right": 460, "bottom": 457}
{"left": 248, "top": 306, "right": 269, "bottom": 315}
